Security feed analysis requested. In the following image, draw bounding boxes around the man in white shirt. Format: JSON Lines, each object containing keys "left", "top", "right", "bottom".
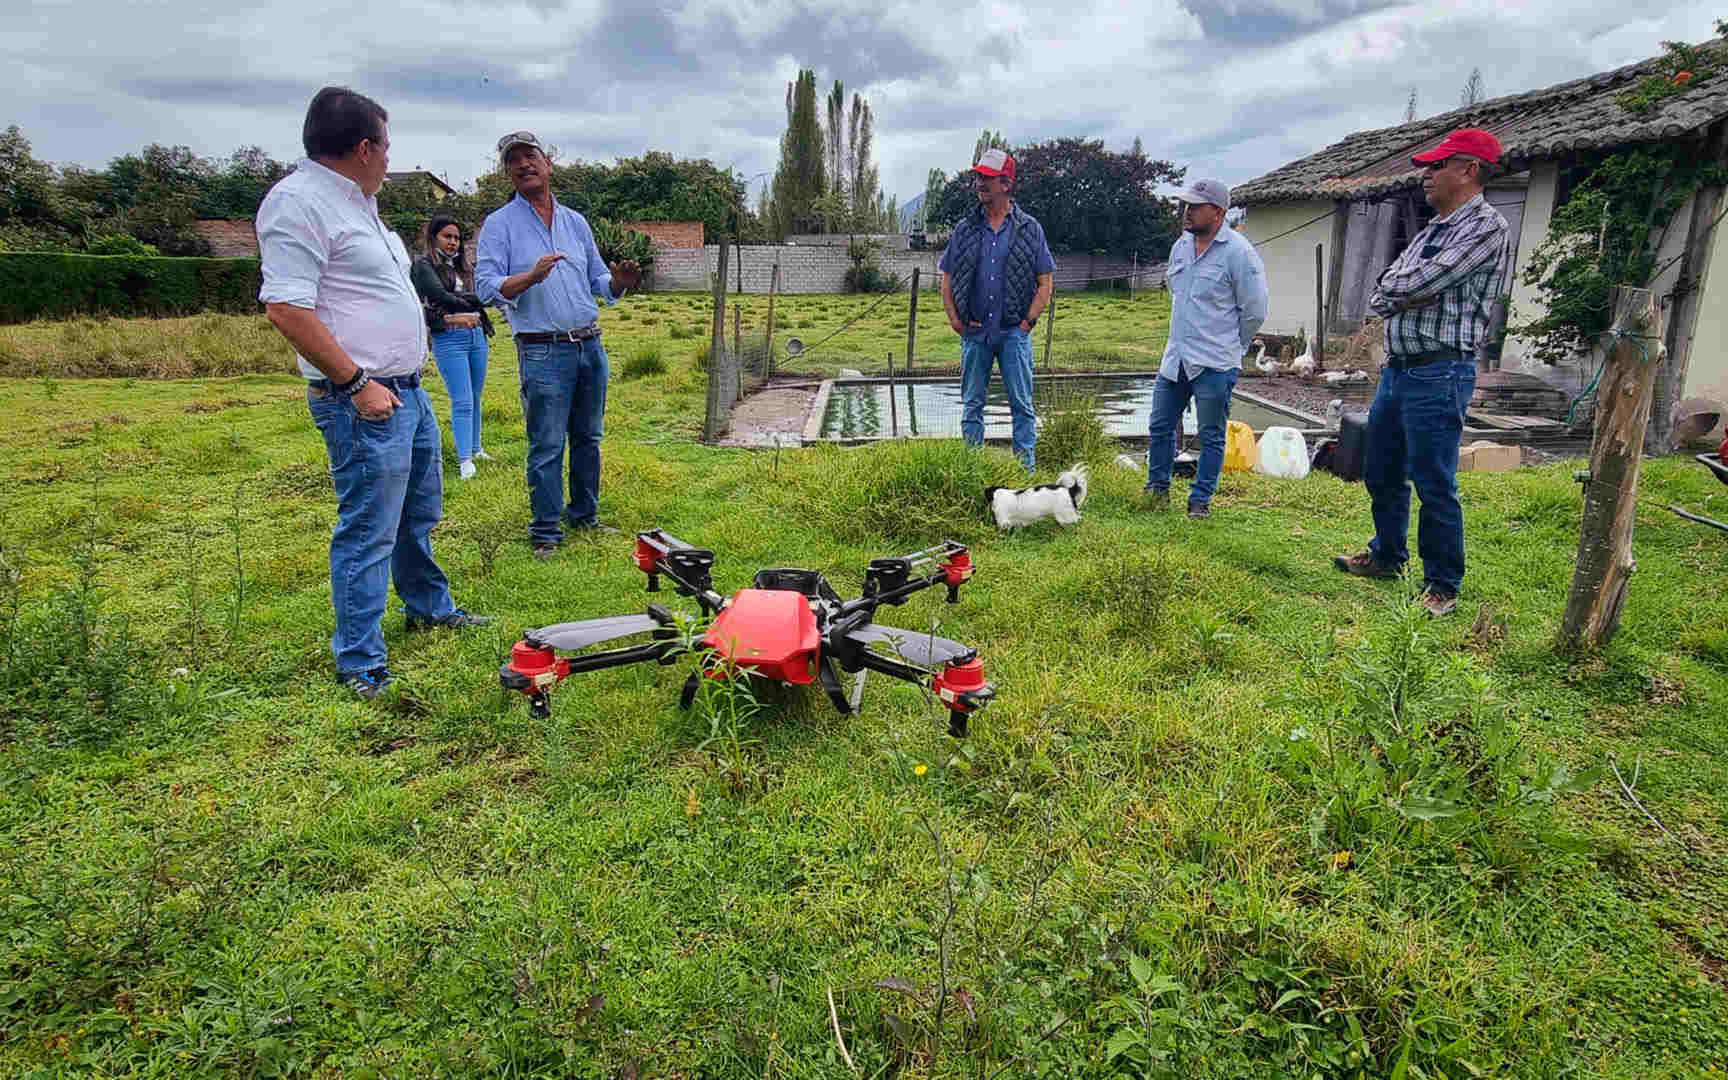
{"left": 257, "top": 86, "right": 487, "bottom": 700}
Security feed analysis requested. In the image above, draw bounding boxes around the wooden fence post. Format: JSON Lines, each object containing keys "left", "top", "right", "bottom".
{"left": 1559, "top": 286, "right": 1665, "bottom": 651}
{"left": 763, "top": 262, "right": 780, "bottom": 369}
{"left": 703, "top": 242, "right": 730, "bottom": 443}
{"left": 904, "top": 267, "right": 920, "bottom": 377}
{"left": 1043, "top": 293, "right": 1056, "bottom": 372}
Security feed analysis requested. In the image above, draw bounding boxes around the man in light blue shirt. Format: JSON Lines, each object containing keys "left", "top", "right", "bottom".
{"left": 1145, "top": 178, "right": 1268, "bottom": 519}
{"left": 475, "top": 131, "right": 643, "bottom": 557}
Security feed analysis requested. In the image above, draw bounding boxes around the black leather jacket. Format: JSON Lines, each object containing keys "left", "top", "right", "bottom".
{"left": 411, "top": 255, "right": 495, "bottom": 337}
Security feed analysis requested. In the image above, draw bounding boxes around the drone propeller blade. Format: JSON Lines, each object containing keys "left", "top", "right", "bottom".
{"left": 845, "top": 624, "right": 975, "bottom": 667}
{"left": 528, "top": 614, "right": 665, "bottom": 652}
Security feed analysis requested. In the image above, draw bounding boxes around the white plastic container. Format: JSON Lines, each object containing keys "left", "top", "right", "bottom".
{"left": 1255, "top": 426, "right": 1311, "bottom": 478}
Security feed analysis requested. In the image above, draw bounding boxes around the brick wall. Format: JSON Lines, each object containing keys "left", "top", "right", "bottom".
{"left": 622, "top": 220, "right": 704, "bottom": 248}
{"left": 648, "top": 244, "right": 1164, "bottom": 294}
{"left": 190, "top": 219, "right": 259, "bottom": 258}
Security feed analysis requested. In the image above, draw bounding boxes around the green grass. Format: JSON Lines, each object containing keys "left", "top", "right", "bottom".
{"left": 3, "top": 307, "right": 1728, "bottom": 1077}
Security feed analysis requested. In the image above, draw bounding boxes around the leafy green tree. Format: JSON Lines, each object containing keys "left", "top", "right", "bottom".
{"left": 929, "top": 136, "right": 1185, "bottom": 256}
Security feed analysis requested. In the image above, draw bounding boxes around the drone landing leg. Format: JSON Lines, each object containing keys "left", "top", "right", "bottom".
{"left": 818, "top": 656, "right": 852, "bottom": 714}
{"left": 679, "top": 671, "right": 700, "bottom": 710}
{"left": 529, "top": 693, "right": 551, "bottom": 720}
{"left": 847, "top": 669, "right": 868, "bottom": 713}
{"left": 947, "top": 709, "right": 969, "bottom": 738}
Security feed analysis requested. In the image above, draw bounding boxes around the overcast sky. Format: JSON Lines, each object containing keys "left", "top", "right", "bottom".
{"left": 6, "top": 0, "right": 1722, "bottom": 209}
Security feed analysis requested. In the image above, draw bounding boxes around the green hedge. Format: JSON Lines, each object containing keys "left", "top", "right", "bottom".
{"left": 0, "top": 253, "right": 262, "bottom": 324}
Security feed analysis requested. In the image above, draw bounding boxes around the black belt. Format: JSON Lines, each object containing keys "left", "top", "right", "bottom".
{"left": 309, "top": 371, "right": 421, "bottom": 392}
{"left": 1385, "top": 348, "right": 1465, "bottom": 371}
{"left": 515, "top": 326, "right": 601, "bottom": 344}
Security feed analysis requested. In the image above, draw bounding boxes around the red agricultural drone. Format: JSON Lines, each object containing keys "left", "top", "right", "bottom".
{"left": 499, "top": 530, "right": 996, "bottom": 736}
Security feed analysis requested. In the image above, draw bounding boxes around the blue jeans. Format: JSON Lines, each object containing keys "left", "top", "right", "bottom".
{"left": 431, "top": 326, "right": 489, "bottom": 461}
{"left": 1364, "top": 353, "right": 1477, "bottom": 594}
{"left": 307, "top": 382, "right": 455, "bottom": 675}
{"left": 1146, "top": 366, "right": 1237, "bottom": 506}
{"left": 961, "top": 331, "right": 1036, "bottom": 469}
{"left": 518, "top": 338, "right": 608, "bottom": 545}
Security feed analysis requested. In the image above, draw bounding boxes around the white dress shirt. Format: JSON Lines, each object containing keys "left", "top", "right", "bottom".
{"left": 257, "top": 158, "right": 426, "bottom": 379}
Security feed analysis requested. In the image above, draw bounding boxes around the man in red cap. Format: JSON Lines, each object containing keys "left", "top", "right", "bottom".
{"left": 1333, "top": 128, "right": 1510, "bottom": 617}
{"left": 939, "top": 147, "right": 1056, "bottom": 469}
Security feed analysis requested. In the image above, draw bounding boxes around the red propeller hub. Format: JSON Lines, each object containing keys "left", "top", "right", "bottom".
{"left": 932, "top": 657, "right": 987, "bottom": 710}
{"left": 505, "top": 641, "right": 568, "bottom": 694}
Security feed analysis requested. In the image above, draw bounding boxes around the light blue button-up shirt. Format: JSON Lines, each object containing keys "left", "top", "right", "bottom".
{"left": 475, "top": 194, "right": 616, "bottom": 333}
{"left": 1159, "top": 224, "right": 1269, "bottom": 381}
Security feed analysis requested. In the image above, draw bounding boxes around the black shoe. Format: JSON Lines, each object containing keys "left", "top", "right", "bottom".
{"left": 1186, "top": 503, "right": 1211, "bottom": 520}
{"left": 406, "top": 608, "right": 491, "bottom": 631}
{"left": 339, "top": 666, "right": 392, "bottom": 700}
{"left": 1142, "top": 489, "right": 1171, "bottom": 512}
{"left": 532, "top": 542, "right": 560, "bottom": 561}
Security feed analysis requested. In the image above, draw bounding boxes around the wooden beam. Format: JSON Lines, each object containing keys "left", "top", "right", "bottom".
{"left": 1314, "top": 243, "right": 1326, "bottom": 369}
{"left": 1648, "top": 120, "right": 1728, "bottom": 454}
{"left": 1558, "top": 286, "right": 1666, "bottom": 652}
{"left": 1326, "top": 200, "right": 1350, "bottom": 332}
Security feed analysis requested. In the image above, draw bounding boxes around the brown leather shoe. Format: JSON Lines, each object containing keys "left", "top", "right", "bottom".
{"left": 1332, "top": 550, "right": 1400, "bottom": 579}
{"left": 1420, "top": 590, "right": 1458, "bottom": 617}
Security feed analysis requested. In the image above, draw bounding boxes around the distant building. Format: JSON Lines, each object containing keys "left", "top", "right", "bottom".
{"left": 620, "top": 221, "right": 705, "bottom": 248}
{"left": 190, "top": 219, "right": 259, "bottom": 258}
{"left": 384, "top": 171, "right": 457, "bottom": 200}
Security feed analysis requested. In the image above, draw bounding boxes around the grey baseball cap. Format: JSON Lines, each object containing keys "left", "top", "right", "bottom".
{"left": 496, "top": 131, "right": 546, "bottom": 161}
{"left": 1177, "top": 178, "right": 1231, "bottom": 209}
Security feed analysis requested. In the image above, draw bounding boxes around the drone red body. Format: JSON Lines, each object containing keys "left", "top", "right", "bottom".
{"left": 499, "top": 530, "right": 995, "bottom": 736}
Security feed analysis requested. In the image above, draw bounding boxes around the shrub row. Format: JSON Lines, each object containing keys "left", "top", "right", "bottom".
{"left": 0, "top": 253, "right": 263, "bottom": 323}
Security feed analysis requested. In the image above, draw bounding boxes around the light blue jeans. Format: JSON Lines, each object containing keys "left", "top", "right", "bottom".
{"left": 430, "top": 326, "right": 488, "bottom": 461}
{"left": 960, "top": 330, "right": 1036, "bottom": 469}
{"left": 1146, "top": 366, "right": 1238, "bottom": 507}
{"left": 306, "top": 381, "right": 455, "bottom": 675}
{"left": 517, "top": 338, "right": 608, "bottom": 546}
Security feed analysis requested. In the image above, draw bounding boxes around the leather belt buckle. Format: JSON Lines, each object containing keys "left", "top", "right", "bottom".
{"left": 563, "top": 328, "right": 582, "bottom": 344}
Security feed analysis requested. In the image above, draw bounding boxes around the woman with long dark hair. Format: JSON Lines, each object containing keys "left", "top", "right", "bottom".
{"left": 412, "top": 216, "right": 494, "bottom": 479}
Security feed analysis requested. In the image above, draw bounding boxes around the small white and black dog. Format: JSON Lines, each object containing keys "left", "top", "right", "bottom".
{"left": 986, "top": 464, "right": 1089, "bottom": 529}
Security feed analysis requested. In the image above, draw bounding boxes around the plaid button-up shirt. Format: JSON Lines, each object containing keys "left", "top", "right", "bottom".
{"left": 1369, "top": 193, "right": 1509, "bottom": 358}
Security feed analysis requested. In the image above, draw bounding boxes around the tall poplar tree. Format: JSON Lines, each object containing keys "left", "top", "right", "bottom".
{"left": 770, "top": 69, "right": 826, "bottom": 238}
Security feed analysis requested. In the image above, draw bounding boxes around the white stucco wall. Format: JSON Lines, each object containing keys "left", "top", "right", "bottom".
{"left": 1500, "top": 162, "right": 1560, "bottom": 370}
{"left": 1238, "top": 200, "right": 1335, "bottom": 335}
{"left": 1683, "top": 197, "right": 1728, "bottom": 407}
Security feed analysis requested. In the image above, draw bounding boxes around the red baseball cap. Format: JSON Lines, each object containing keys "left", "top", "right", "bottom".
{"left": 973, "top": 148, "right": 1016, "bottom": 181}
{"left": 1411, "top": 128, "right": 1502, "bottom": 166}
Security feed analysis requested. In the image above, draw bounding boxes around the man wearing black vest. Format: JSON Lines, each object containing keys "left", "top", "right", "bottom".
{"left": 939, "top": 149, "right": 1056, "bottom": 469}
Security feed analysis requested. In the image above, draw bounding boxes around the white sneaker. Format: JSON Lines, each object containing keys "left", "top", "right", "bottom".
{"left": 458, "top": 459, "right": 477, "bottom": 480}
{"left": 472, "top": 448, "right": 492, "bottom": 461}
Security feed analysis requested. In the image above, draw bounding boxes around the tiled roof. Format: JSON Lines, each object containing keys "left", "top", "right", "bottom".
{"left": 1233, "top": 43, "right": 1728, "bottom": 206}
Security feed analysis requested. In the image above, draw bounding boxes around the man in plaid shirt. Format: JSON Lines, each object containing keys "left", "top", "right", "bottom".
{"left": 1333, "top": 128, "right": 1510, "bottom": 617}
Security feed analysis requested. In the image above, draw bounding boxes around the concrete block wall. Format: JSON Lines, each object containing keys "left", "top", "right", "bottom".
{"left": 649, "top": 244, "right": 1164, "bottom": 294}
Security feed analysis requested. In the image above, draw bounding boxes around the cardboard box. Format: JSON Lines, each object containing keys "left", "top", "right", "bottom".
{"left": 1460, "top": 441, "right": 1520, "bottom": 473}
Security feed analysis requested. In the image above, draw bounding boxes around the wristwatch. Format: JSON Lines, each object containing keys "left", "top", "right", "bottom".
{"left": 336, "top": 370, "right": 372, "bottom": 398}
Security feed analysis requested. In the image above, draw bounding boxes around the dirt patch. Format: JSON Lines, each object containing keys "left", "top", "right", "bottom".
{"left": 1239, "top": 373, "right": 1373, "bottom": 418}
{"left": 719, "top": 384, "right": 817, "bottom": 447}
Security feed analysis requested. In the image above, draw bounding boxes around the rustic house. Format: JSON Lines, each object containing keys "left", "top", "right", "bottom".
{"left": 1232, "top": 41, "right": 1728, "bottom": 440}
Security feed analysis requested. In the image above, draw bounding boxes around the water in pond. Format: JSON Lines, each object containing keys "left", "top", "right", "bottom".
{"left": 818, "top": 375, "right": 1312, "bottom": 441}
